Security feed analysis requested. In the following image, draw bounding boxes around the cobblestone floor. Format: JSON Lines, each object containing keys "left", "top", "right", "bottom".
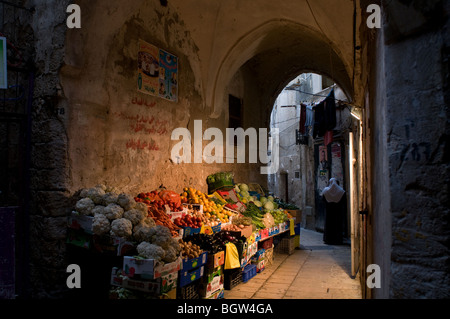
{"left": 223, "top": 228, "right": 362, "bottom": 299}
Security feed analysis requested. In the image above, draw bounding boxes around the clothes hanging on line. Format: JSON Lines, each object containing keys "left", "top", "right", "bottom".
{"left": 324, "top": 130, "right": 333, "bottom": 146}
{"left": 313, "top": 89, "right": 337, "bottom": 138}
{"left": 299, "top": 103, "right": 307, "bottom": 135}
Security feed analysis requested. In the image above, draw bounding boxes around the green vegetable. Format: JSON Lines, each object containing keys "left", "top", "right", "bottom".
{"left": 263, "top": 201, "right": 274, "bottom": 210}
{"left": 239, "top": 184, "right": 249, "bottom": 192}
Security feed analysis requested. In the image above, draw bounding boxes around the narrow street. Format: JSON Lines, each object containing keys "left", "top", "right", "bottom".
{"left": 224, "top": 228, "right": 361, "bottom": 299}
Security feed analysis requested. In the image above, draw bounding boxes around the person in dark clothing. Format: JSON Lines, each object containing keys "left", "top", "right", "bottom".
{"left": 322, "top": 178, "right": 346, "bottom": 245}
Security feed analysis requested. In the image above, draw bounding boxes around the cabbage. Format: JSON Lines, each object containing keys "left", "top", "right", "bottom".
{"left": 263, "top": 201, "right": 275, "bottom": 210}
{"left": 253, "top": 200, "right": 262, "bottom": 207}
{"left": 240, "top": 190, "right": 250, "bottom": 198}
{"left": 239, "top": 184, "right": 249, "bottom": 192}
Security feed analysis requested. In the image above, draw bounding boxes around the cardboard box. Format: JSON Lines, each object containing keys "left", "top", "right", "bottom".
{"left": 207, "top": 250, "right": 225, "bottom": 269}
{"left": 286, "top": 209, "right": 302, "bottom": 221}
{"left": 66, "top": 228, "right": 91, "bottom": 249}
{"left": 111, "top": 267, "right": 177, "bottom": 294}
{"left": 204, "top": 288, "right": 224, "bottom": 299}
{"left": 179, "top": 265, "right": 204, "bottom": 287}
{"left": 181, "top": 251, "right": 208, "bottom": 271}
{"left": 252, "top": 259, "right": 265, "bottom": 273}
{"left": 122, "top": 256, "right": 182, "bottom": 279}
{"left": 180, "top": 225, "right": 202, "bottom": 238}
{"left": 268, "top": 225, "right": 279, "bottom": 236}
{"left": 67, "top": 212, "right": 93, "bottom": 234}
{"left": 199, "top": 266, "right": 224, "bottom": 298}
{"left": 229, "top": 225, "right": 253, "bottom": 238}
{"left": 259, "top": 228, "right": 269, "bottom": 240}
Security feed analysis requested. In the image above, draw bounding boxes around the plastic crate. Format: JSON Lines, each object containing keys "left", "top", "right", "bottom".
{"left": 224, "top": 268, "right": 243, "bottom": 290}
{"left": 177, "top": 281, "right": 199, "bottom": 299}
{"left": 274, "top": 236, "right": 296, "bottom": 255}
{"left": 242, "top": 264, "right": 257, "bottom": 283}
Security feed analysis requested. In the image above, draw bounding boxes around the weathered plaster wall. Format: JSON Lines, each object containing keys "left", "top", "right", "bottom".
{"left": 25, "top": 0, "right": 358, "bottom": 297}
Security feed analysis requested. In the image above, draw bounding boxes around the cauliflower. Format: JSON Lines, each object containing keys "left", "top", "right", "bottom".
{"left": 135, "top": 202, "right": 148, "bottom": 214}
{"left": 81, "top": 186, "right": 106, "bottom": 205}
{"left": 136, "top": 242, "right": 165, "bottom": 261}
{"left": 132, "top": 217, "right": 156, "bottom": 243}
{"left": 92, "top": 213, "right": 111, "bottom": 235}
{"left": 162, "top": 246, "right": 178, "bottom": 263}
{"left": 123, "top": 209, "right": 146, "bottom": 226}
{"left": 92, "top": 205, "right": 105, "bottom": 215}
{"left": 103, "top": 203, "right": 124, "bottom": 220}
{"left": 95, "top": 184, "right": 107, "bottom": 191}
{"left": 110, "top": 218, "right": 133, "bottom": 238}
{"left": 105, "top": 185, "right": 120, "bottom": 194}
{"left": 102, "top": 192, "right": 119, "bottom": 206}
{"left": 149, "top": 225, "right": 173, "bottom": 246}
{"left": 75, "top": 197, "right": 95, "bottom": 216}
{"left": 117, "top": 193, "right": 136, "bottom": 211}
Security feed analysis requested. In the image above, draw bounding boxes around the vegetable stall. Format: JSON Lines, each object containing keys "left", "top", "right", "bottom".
{"left": 66, "top": 172, "right": 302, "bottom": 299}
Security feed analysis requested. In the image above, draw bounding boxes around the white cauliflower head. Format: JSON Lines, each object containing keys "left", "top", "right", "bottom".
{"left": 123, "top": 209, "right": 146, "bottom": 226}
{"left": 75, "top": 197, "right": 95, "bottom": 216}
{"left": 110, "top": 218, "right": 133, "bottom": 238}
{"left": 132, "top": 217, "right": 156, "bottom": 243}
{"left": 162, "top": 246, "right": 179, "bottom": 263}
{"left": 92, "top": 213, "right": 111, "bottom": 235}
{"left": 150, "top": 225, "right": 173, "bottom": 246}
{"left": 136, "top": 242, "right": 165, "bottom": 261}
{"left": 134, "top": 202, "right": 149, "bottom": 214}
{"left": 104, "top": 203, "right": 124, "bottom": 220}
{"left": 102, "top": 192, "right": 119, "bottom": 206}
{"left": 117, "top": 193, "right": 136, "bottom": 211}
{"left": 81, "top": 186, "right": 106, "bottom": 205}
{"left": 92, "top": 205, "right": 105, "bottom": 216}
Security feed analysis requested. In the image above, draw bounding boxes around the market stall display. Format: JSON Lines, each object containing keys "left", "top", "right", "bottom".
{"left": 66, "top": 177, "right": 300, "bottom": 299}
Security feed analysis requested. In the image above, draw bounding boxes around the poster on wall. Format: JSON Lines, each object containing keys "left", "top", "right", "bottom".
{"left": 137, "top": 39, "right": 160, "bottom": 96}
{"left": 317, "top": 145, "right": 329, "bottom": 192}
{"left": 0, "top": 37, "right": 7, "bottom": 89}
{"left": 331, "top": 142, "right": 344, "bottom": 186}
{"left": 137, "top": 39, "right": 178, "bottom": 102}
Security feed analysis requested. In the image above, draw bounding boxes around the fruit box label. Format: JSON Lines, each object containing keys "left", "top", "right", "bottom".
{"left": 123, "top": 256, "right": 181, "bottom": 279}
{"left": 67, "top": 212, "right": 93, "bottom": 234}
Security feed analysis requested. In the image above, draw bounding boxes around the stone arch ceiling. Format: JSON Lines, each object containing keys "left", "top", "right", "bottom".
{"left": 63, "top": 0, "right": 356, "bottom": 117}
{"left": 171, "top": 0, "right": 356, "bottom": 118}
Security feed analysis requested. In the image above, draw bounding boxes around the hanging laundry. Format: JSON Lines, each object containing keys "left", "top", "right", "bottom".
{"left": 324, "top": 130, "right": 333, "bottom": 146}
{"left": 305, "top": 105, "right": 314, "bottom": 136}
{"left": 324, "top": 89, "right": 337, "bottom": 131}
{"left": 313, "top": 100, "right": 326, "bottom": 138}
{"left": 299, "top": 103, "right": 307, "bottom": 134}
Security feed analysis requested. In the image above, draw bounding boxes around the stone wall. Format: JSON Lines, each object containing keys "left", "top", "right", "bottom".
{"left": 379, "top": 0, "right": 450, "bottom": 298}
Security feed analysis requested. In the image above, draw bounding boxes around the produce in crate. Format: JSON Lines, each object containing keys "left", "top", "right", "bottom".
{"left": 146, "top": 204, "right": 180, "bottom": 237}
{"left": 110, "top": 218, "right": 133, "bottom": 238}
{"left": 268, "top": 209, "right": 289, "bottom": 224}
{"left": 135, "top": 225, "right": 182, "bottom": 263}
{"left": 178, "top": 239, "right": 204, "bottom": 259}
{"left": 241, "top": 202, "right": 266, "bottom": 229}
{"left": 221, "top": 223, "right": 247, "bottom": 232}
{"left": 135, "top": 189, "right": 183, "bottom": 212}
{"left": 181, "top": 187, "right": 229, "bottom": 224}
{"left": 173, "top": 214, "right": 202, "bottom": 229}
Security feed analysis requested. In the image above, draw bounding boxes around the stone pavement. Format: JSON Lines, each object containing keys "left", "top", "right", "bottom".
{"left": 223, "top": 228, "right": 362, "bottom": 299}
